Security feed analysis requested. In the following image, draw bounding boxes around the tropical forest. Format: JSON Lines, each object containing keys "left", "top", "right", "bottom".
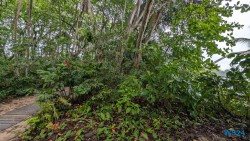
{"left": 0, "top": 0, "right": 250, "bottom": 140}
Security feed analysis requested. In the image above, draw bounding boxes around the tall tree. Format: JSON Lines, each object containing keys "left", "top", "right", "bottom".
{"left": 13, "top": 0, "right": 23, "bottom": 77}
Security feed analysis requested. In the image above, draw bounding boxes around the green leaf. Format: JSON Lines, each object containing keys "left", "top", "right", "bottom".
{"left": 246, "top": 72, "right": 250, "bottom": 78}
{"left": 133, "top": 130, "right": 139, "bottom": 138}
{"left": 152, "top": 133, "right": 157, "bottom": 139}
{"left": 126, "top": 107, "right": 132, "bottom": 114}
{"left": 100, "top": 113, "right": 105, "bottom": 120}
{"left": 106, "top": 112, "right": 111, "bottom": 120}
{"left": 228, "top": 53, "right": 236, "bottom": 58}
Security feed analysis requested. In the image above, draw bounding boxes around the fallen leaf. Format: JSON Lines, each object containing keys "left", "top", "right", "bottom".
{"left": 47, "top": 122, "right": 53, "bottom": 127}
{"left": 53, "top": 123, "right": 59, "bottom": 130}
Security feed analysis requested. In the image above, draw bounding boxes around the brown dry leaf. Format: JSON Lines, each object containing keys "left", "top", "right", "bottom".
{"left": 47, "top": 122, "right": 54, "bottom": 127}
{"left": 112, "top": 129, "right": 116, "bottom": 133}
{"left": 197, "top": 137, "right": 210, "bottom": 141}
{"left": 74, "top": 135, "right": 78, "bottom": 140}
{"left": 140, "top": 132, "right": 149, "bottom": 140}
{"left": 53, "top": 123, "right": 59, "bottom": 131}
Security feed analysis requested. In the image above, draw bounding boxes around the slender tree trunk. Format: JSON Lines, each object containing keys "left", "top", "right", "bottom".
{"left": 127, "top": 0, "right": 142, "bottom": 33}
{"left": 13, "top": 0, "right": 22, "bottom": 42}
{"left": 58, "top": 0, "right": 63, "bottom": 57}
{"left": 117, "top": 0, "right": 127, "bottom": 69}
{"left": 25, "top": 0, "right": 33, "bottom": 77}
{"left": 13, "top": 0, "right": 23, "bottom": 77}
{"left": 121, "top": 0, "right": 126, "bottom": 29}
{"left": 73, "top": 0, "right": 84, "bottom": 53}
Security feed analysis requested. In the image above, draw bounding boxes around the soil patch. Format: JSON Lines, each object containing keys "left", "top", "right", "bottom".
{"left": 0, "top": 96, "right": 37, "bottom": 116}
{"left": 0, "top": 121, "right": 29, "bottom": 141}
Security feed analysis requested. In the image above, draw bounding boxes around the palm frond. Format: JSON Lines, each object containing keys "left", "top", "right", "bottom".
{"left": 214, "top": 49, "right": 250, "bottom": 63}
{"left": 235, "top": 38, "right": 250, "bottom": 44}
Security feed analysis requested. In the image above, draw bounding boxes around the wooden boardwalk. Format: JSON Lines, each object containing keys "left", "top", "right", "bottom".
{"left": 0, "top": 103, "right": 40, "bottom": 131}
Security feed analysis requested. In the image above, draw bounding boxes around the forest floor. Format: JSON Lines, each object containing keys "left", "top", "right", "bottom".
{"left": 0, "top": 96, "right": 249, "bottom": 141}
{"left": 44, "top": 112, "right": 249, "bottom": 141}
{"left": 0, "top": 96, "right": 38, "bottom": 141}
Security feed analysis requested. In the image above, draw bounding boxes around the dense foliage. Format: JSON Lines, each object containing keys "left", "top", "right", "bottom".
{"left": 0, "top": 0, "right": 249, "bottom": 140}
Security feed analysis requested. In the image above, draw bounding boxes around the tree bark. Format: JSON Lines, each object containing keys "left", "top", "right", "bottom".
{"left": 145, "top": 8, "right": 163, "bottom": 44}
{"left": 134, "top": 0, "right": 154, "bottom": 68}
{"left": 127, "top": 0, "right": 142, "bottom": 33}
{"left": 25, "top": 0, "right": 33, "bottom": 77}
{"left": 13, "top": 0, "right": 23, "bottom": 77}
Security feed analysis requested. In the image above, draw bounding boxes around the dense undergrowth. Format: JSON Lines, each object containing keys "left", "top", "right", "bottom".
{"left": 16, "top": 51, "right": 250, "bottom": 140}
{"left": 0, "top": 57, "right": 37, "bottom": 100}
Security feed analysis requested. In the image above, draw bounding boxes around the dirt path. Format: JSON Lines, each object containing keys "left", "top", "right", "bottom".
{"left": 0, "top": 96, "right": 37, "bottom": 115}
{"left": 0, "top": 96, "right": 39, "bottom": 141}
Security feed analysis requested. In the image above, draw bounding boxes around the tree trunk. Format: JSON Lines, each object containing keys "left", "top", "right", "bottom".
{"left": 13, "top": 0, "right": 23, "bottom": 77}
{"left": 134, "top": 0, "right": 154, "bottom": 68}
{"left": 25, "top": 0, "right": 33, "bottom": 77}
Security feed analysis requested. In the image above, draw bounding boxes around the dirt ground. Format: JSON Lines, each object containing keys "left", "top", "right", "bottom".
{"left": 0, "top": 96, "right": 37, "bottom": 141}
{"left": 0, "top": 121, "right": 29, "bottom": 141}
{"left": 0, "top": 96, "right": 37, "bottom": 115}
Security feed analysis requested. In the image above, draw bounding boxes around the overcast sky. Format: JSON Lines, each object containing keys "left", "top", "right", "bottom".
{"left": 211, "top": 0, "right": 250, "bottom": 70}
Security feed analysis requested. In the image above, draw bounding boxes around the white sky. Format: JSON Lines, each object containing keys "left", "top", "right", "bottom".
{"left": 211, "top": 0, "right": 250, "bottom": 70}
